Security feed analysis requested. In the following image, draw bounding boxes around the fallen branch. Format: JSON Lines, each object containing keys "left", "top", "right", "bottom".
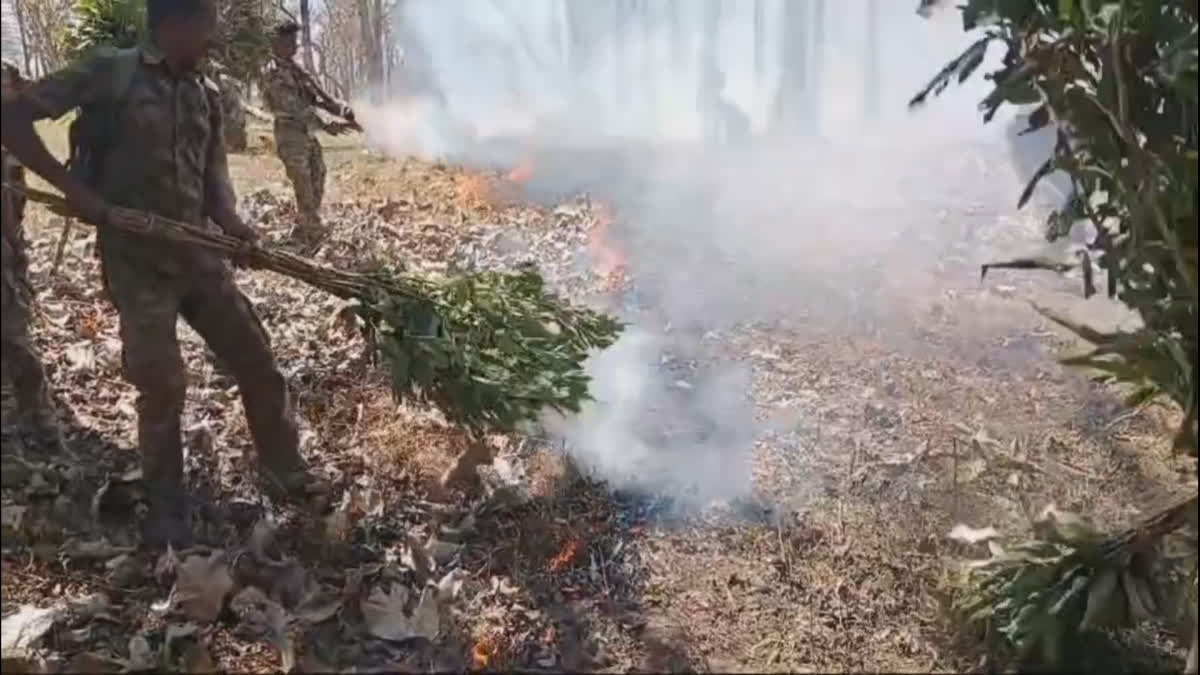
{"left": 7, "top": 182, "right": 623, "bottom": 434}
{"left": 50, "top": 216, "right": 73, "bottom": 275}
{"left": 953, "top": 494, "right": 1199, "bottom": 667}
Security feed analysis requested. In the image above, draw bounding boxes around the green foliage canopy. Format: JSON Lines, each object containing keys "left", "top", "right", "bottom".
{"left": 915, "top": 0, "right": 1198, "bottom": 668}
{"left": 63, "top": 0, "right": 272, "bottom": 83}
{"left": 914, "top": 0, "right": 1197, "bottom": 455}
{"left": 66, "top": 0, "right": 145, "bottom": 58}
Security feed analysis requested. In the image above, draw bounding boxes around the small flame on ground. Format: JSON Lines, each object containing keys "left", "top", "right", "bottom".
{"left": 505, "top": 155, "right": 534, "bottom": 184}
{"left": 548, "top": 538, "right": 584, "bottom": 572}
{"left": 587, "top": 200, "right": 630, "bottom": 290}
{"left": 471, "top": 634, "right": 500, "bottom": 669}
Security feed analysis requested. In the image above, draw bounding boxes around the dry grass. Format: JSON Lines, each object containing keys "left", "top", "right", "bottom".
{"left": 2, "top": 126, "right": 1194, "bottom": 672}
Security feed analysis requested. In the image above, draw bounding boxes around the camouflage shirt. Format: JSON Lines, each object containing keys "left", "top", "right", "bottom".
{"left": 21, "top": 44, "right": 234, "bottom": 275}
{"left": 261, "top": 56, "right": 344, "bottom": 133}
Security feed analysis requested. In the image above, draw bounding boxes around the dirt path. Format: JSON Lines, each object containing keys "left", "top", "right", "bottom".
{"left": 2, "top": 128, "right": 1194, "bottom": 672}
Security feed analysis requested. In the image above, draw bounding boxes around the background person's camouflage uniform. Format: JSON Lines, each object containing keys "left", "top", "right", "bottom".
{"left": 19, "top": 45, "right": 313, "bottom": 541}
{"left": 217, "top": 73, "right": 247, "bottom": 151}
{"left": 261, "top": 28, "right": 353, "bottom": 247}
{"left": 1, "top": 60, "right": 64, "bottom": 453}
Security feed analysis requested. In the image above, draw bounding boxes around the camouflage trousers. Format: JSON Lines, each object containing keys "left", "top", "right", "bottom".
{"left": 102, "top": 254, "right": 307, "bottom": 516}
{"left": 1, "top": 178, "right": 61, "bottom": 448}
{"left": 274, "top": 123, "right": 326, "bottom": 243}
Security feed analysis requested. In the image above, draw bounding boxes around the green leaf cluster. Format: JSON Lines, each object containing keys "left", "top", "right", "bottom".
{"left": 63, "top": 0, "right": 273, "bottom": 84}
{"left": 916, "top": 0, "right": 1198, "bottom": 667}
{"left": 351, "top": 264, "right": 624, "bottom": 434}
{"left": 66, "top": 0, "right": 145, "bottom": 58}
{"left": 953, "top": 507, "right": 1164, "bottom": 667}
{"left": 914, "top": 0, "right": 1198, "bottom": 456}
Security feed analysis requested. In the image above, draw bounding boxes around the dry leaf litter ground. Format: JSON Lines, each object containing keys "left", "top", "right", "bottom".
{"left": 2, "top": 121, "right": 1196, "bottom": 672}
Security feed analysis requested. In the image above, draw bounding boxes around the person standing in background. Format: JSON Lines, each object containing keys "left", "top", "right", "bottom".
{"left": 260, "top": 21, "right": 357, "bottom": 252}
{"left": 0, "top": 59, "right": 67, "bottom": 456}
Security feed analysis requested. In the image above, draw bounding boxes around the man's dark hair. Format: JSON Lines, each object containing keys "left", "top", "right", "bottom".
{"left": 147, "top": 0, "right": 214, "bottom": 31}
{"left": 274, "top": 21, "right": 301, "bottom": 38}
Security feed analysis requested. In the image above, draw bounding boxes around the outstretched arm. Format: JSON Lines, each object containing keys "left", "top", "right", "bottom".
{"left": 301, "top": 69, "right": 354, "bottom": 122}
{"left": 262, "top": 61, "right": 322, "bottom": 129}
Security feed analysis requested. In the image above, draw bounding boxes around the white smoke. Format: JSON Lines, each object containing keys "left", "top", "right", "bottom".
{"left": 364, "top": 0, "right": 1085, "bottom": 507}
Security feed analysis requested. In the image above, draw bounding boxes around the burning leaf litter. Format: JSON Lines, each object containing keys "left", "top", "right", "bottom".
{"left": 2, "top": 145, "right": 1191, "bottom": 672}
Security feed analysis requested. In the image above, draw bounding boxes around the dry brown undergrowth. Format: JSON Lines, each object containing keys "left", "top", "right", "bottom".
{"left": 2, "top": 125, "right": 1193, "bottom": 672}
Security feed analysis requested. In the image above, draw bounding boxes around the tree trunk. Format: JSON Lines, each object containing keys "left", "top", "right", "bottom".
{"left": 809, "top": 0, "right": 825, "bottom": 134}
{"left": 669, "top": 0, "right": 685, "bottom": 63}
{"left": 300, "top": 0, "right": 316, "bottom": 73}
{"left": 357, "top": 0, "right": 385, "bottom": 99}
{"left": 864, "top": 0, "right": 880, "bottom": 119}
{"left": 753, "top": 0, "right": 764, "bottom": 78}
{"left": 770, "top": 0, "right": 807, "bottom": 135}
{"left": 13, "top": 0, "right": 32, "bottom": 76}
{"left": 612, "top": 0, "right": 629, "bottom": 109}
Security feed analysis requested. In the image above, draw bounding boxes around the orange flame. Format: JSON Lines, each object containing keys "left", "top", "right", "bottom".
{"left": 548, "top": 538, "right": 584, "bottom": 572}
{"left": 505, "top": 155, "right": 534, "bottom": 184}
{"left": 587, "top": 201, "right": 630, "bottom": 288}
{"left": 471, "top": 640, "right": 494, "bottom": 670}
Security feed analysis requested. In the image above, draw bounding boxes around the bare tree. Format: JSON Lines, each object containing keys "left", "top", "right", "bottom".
{"left": 357, "top": 0, "right": 384, "bottom": 97}
{"left": 864, "top": 0, "right": 880, "bottom": 119}
{"left": 13, "top": 0, "right": 72, "bottom": 75}
{"left": 770, "top": 0, "right": 808, "bottom": 134}
{"left": 754, "top": 0, "right": 766, "bottom": 77}
{"left": 299, "top": 0, "right": 316, "bottom": 71}
{"left": 10, "top": 0, "right": 33, "bottom": 75}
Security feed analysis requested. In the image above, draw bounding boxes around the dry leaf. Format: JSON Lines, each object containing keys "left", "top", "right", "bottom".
{"left": 230, "top": 587, "right": 274, "bottom": 637}
{"left": 126, "top": 635, "right": 156, "bottom": 671}
{"left": 361, "top": 584, "right": 440, "bottom": 642}
{"left": 173, "top": 551, "right": 234, "bottom": 623}
{"left": 162, "top": 623, "right": 200, "bottom": 665}
{"left": 64, "top": 342, "right": 96, "bottom": 372}
{"left": 323, "top": 508, "right": 352, "bottom": 542}
{"left": 61, "top": 538, "right": 131, "bottom": 561}
{"left": 403, "top": 533, "right": 436, "bottom": 580}
{"left": 67, "top": 651, "right": 124, "bottom": 673}
{"left": 947, "top": 524, "right": 1000, "bottom": 545}
{"left": 249, "top": 518, "right": 281, "bottom": 564}
{"left": 1, "top": 505, "right": 27, "bottom": 533}
{"left": 269, "top": 559, "right": 308, "bottom": 609}
{"left": 154, "top": 544, "right": 180, "bottom": 585}
{"left": 1, "top": 605, "right": 61, "bottom": 657}
{"left": 435, "top": 570, "right": 466, "bottom": 603}
{"left": 425, "top": 536, "right": 462, "bottom": 567}
{"left": 294, "top": 586, "right": 342, "bottom": 625}
{"left": 229, "top": 585, "right": 292, "bottom": 668}
{"left": 180, "top": 641, "right": 217, "bottom": 673}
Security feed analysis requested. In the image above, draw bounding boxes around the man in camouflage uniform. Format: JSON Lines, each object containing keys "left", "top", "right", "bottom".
{"left": 212, "top": 65, "right": 248, "bottom": 151}
{"left": 1, "top": 0, "right": 325, "bottom": 548}
{"left": 1, "top": 60, "right": 66, "bottom": 454}
{"left": 261, "top": 21, "right": 357, "bottom": 250}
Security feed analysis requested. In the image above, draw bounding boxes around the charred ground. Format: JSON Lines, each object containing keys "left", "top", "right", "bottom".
{"left": 1, "top": 123, "right": 1195, "bottom": 672}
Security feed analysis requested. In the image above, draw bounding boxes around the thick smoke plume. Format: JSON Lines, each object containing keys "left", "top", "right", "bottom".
{"left": 364, "top": 0, "right": 1079, "bottom": 508}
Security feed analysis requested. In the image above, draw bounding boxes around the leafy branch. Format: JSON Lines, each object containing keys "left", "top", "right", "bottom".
{"left": 8, "top": 183, "right": 623, "bottom": 435}
{"left": 916, "top": 0, "right": 1198, "bottom": 669}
